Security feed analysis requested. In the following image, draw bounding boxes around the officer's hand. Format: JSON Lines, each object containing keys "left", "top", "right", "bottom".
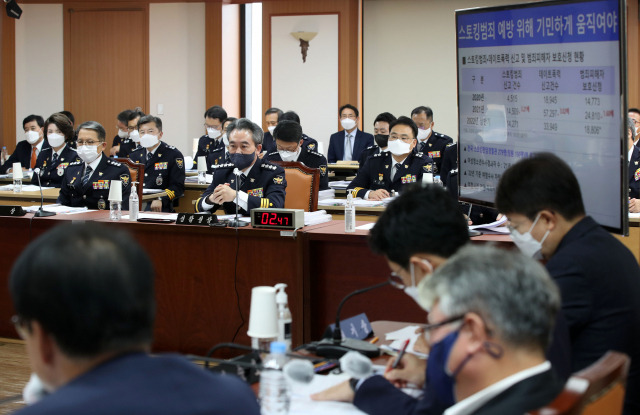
{"left": 150, "top": 200, "right": 162, "bottom": 212}
{"left": 384, "top": 353, "right": 426, "bottom": 389}
{"left": 310, "top": 380, "right": 355, "bottom": 403}
{"left": 368, "top": 189, "right": 390, "bottom": 200}
{"left": 109, "top": 146, "right": 120, "bottom": 156}
{"left": 630, "top": 198, "right": 640, "bottom": 213}
{"left": 213, "top": 183, "right": 236, "bottom": 204}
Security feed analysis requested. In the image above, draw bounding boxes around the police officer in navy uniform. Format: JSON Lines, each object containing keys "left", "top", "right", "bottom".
{"left": 58, "top": 121, "right": 131, "bottom": 210}
{"left": 192, "top": 105, "right": 227, "bottom": 169}
{"left": 278, "top": 111, "right": 319, "bottom": 152}
{"left": 33, "top": 113, "right": 80, "bottom": 187}
{"left": 128, "top": 115, "right": 185, "bottom": 212}
{"left": 358, "top": 112, "right": 396, "bottom": 168}
{"left": 348, "top": 116, "right": 435, "bottom": 200}
{"left": 195, "top": 118, "right": 286, "bottom": 215}
{"left": 265, "top": 119, "right": 329, "bottom": 190}
{"left": 410, "top": 106, "right": 453, "bottom": 173}
{"left": 203, "top": 117, "right": 235, "bottom": 173}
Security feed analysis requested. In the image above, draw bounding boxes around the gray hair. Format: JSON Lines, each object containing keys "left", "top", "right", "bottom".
{"left": 628, "top": 117, "right": 636, "bottom": 143}
{"left": 421, "top": 245, "right": 560, "bottom": 351}
{"left": 77, "top": 121, "right": 106, "bottom": 141}
{"left": 227, "top": 118, "right": 263, "bottom": 146}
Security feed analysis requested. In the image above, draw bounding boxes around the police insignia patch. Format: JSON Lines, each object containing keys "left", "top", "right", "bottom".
{"left": 176, "top": 158, "right": 184, "bottom": 169}
{"left": 319, "top": 165, "right": 327, "bottom": 176}
{"left": 156, "top": 175, "right": 163, "bottom": 186}
{"left": 273, "top": 176, "right": 284, "bottom": 185}
{"left": 120, "top": 174, "right": 130, "bottom": 186}
{"left": 424, "top": 164, "right": 433, "bottom": 172}
{"left": 97, "top": 197, "right": 107, "bottom": 210}
{"left": 308, "top": 143, "right": 316, "bottom": 150}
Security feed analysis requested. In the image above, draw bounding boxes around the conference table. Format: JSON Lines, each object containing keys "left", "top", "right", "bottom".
{"left": 0, "top": 211, "right": 512, "bottom": 356}
{"left": 0, "top": 187, "right": 166, "bottom": 207}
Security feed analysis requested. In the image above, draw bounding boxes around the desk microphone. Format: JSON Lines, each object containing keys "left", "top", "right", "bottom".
{"left": 228, "top": 167, "right": 248, "bottom": 227}
{"left": 316, "top": 280, "right": 390, "bottom": 358}
{"left": 32, "top": 168, "right": 55, "bottom": 217}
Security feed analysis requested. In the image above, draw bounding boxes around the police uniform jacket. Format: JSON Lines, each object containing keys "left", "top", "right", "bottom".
{"left": 262, "top": 132, "right": 319, "bottom": 154}
{"left": 32, "top": 145, "right": 80, "bottom": 187}
{"left": 358, "top": 145, "right": 382, "bottom": 168}
{"left": 205, "top": 147, "right": 229, "bottom": 173}
{"left": 414, "top": 130, "right": 453, "bottom": 173}
{"left": 57, "top": 155, "right": 131, "bottom": 210}
{"left": 629, "top": 145, "right": 640, "bottom": 198}
{"left": 192, "top": 134, "right": 225, "bottom": 168}
{"left": 129, "top": 141, "right": 185, "bottom": 212}
{"left": 195, "top": 161, "right": 286, "bottom": 215}
{"left": 112, "top": 134, "right": 140, "bottom": 158}
{"left": 266, "top": 145, "right": 329, "bottom": 190}
{"left": 347, "top": 151, "right": 435, "bottom": 198}
{"left": 0, "top": 139, "right": 50, "bottom": 174}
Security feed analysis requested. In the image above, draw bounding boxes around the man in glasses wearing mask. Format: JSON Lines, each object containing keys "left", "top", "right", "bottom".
{"left": 358, "top": 112, "right": 396, "bottom": 169}
{"left": 265, "top": 119, "right": 329, "bottom": 190}
{"left": 0, "top": 114, "right": 49, "bottom": 174}
{"left": 195, "top": 118, "right": 286, "bottom": 214}
{"left": 496, "top": 152, "right": 640, "bottom": 415}
{"left": 58, "top": 121, "right": 131, "bottom": 210}
{"left": 192, "top": 105, "right": 227, "bottom": 169}
{"left": 347, "top": 116, "right": 435, "bottom": 201}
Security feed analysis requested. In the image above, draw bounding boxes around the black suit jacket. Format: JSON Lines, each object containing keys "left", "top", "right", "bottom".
{"left": 0, "top": 140, "right": 50, "bottom": 174}
{"left": 328, "top": 129, "right": 374, "bottom": 163}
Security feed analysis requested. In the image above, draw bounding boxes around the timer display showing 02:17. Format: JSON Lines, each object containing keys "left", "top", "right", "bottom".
{"left": 257, "top": 211, "right": 291, "bottom": 226}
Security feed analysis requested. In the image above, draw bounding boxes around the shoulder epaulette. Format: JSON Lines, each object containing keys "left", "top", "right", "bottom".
{"left": 267, "top": 151, "right": 278, "bottom": 157}
{"left": 69, "top": 161, "right": 83, "bottom": 166}
{"left": 308, "top": 150, "right": 323, "bottom": 157}
{"left": 212, "top": 163, "right": 234, "bottom": 169}
{"left": 446, "top": 142, "right": 455, "bottom": 147}
{"left": 365, "top": 145, "right": 376, "bottom": 150}
{"left": 107, "top": 159, "right": 122, "bottom": 166}
{"left": 261, "top": 163, "right": 277, "bottom": 171}
{"left": 166, "top": 144, "right": 177, "bottom": 150}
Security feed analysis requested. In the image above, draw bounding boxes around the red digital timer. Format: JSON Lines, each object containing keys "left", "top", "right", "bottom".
{"left": 250, "top": 208, "right": 304, "bottom": 230}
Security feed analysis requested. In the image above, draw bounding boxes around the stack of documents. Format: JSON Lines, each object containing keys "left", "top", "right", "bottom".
{"left": 468, "top": 215, "right": 509, "bottom": 234}
{"left": 185, "top": 174, "right": 213, "bottom": 184}
{"left": 304, "top": 210, "right": 332, "bottom": 226}
{"left": 319, "top": 199, "right": 384, "bottom": 207}
{"left": 328, "top": 181, "right": 352, "bottom": 190}
{"left": 0, "top": 184, "right": 53, "bottom": 192}
{"left": 24, "top": 204, "right": 89, "bottom": 215}
{"left": 142, "top": 188, "right": 166, "bottom": 195}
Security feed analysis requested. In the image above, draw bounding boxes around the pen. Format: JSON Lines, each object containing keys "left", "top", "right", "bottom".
{"left": 391, "top": 339, "right": 410, "bottom": 370}
{"left": 369, "top": 336, "right": 379, "bottom": 344}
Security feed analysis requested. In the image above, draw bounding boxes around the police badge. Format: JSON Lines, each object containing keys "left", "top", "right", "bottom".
{"left": 120, "top": 174, "right": 130, "bottom": 186}
{"left": 319, "top": 165, "right": 327, "bottom": 176}
{"left": 57, "top": 166, "right": 65, "bottom": 176}
{"left": 176, "top": 158, "right": 184, "bottom": 169}
{"left": 273, "top": 176, "right": 284, "bottom": 185}
{"left": 97, "top": 196, "right": 107, "bottom": 210}
{"left": 156, "top": 175, "right": 163, "bottom": 186}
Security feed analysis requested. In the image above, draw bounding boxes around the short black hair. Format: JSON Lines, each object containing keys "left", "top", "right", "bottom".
{"left": 77, "top": 121, "right": 106, "bottom": 141}
{"left": 22, "top": 115, "right": 44, "bottom": 129}
{"left": 204, "top": 105, "right": 228, "bottom": 122}
{"left": 9, "top": 223, "right": 155, "bottom": 358}
{"left": 265, "top": 107, "right": 283, "bottom": 119}
{"left": 339, "top": 104, "right": 359, "bottom": 118}
{"left": 410, "top": 106, "right": 433, "bottom": 120}
{"left": 374, "top": 112, "right": 396, "bottom": 126}
{"left": 629, "top": 108, "right": 640, "bottom": 116}
{"left": 280, "top": 111, "right": 300, "bottom": 124}
{"left": 128, "top": 107, "right": 146, "bottom": 122}
{"left": 59, "top": 110, "right": 75, "bottom": 125}
{"left": 496, "top": 152, "right": 586, "bottom": 221}
{"left": 45, "top": 113, "right": 75, "bottom": 143}
{"left": 138, "top": 114, "right": 163, "bottom": 132}
{"left": 273, "top": 120, "right": 302, "bottom": 143}
{"left": 227, "top": 118, "right": 263, "bottom": 145}
{"left": 389, "top": 116, "right": 418, "bottom": 139}
{"left": 369, "top": 185, "right": 469, "bottom": 268}
{"left": 117, "top": 109, "right": 133, "bottom": 124}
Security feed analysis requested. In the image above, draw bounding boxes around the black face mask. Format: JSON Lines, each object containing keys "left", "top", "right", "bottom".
{"left": 229, "top": 152, "right": 256, "bottom": 170}
{"left": 374, "top": 134, "right": 389, "bottom": 148}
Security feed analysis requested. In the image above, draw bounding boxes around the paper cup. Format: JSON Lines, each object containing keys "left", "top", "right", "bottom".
{"left": 247, "top": 286, "right": 278, "bottom": 338}
{"left": 108, "top": 180, "right": 122, "bottom": 201}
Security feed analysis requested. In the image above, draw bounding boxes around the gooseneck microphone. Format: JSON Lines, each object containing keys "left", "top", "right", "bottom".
{"left": 33, "top": 168, "right": 55, "bottom": 217}
{"left": 228, "top": 167, "right": 248, "bottom": 227}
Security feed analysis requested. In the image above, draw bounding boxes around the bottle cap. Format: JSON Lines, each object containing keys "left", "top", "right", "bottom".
{"left": 275, "top": 283, "right": 288, "bottom": 304}
{"left": 270, "top": 341, "right": 287, "bottom": 354}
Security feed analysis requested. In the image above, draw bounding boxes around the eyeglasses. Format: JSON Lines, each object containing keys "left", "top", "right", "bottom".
{"left": 77, "top": 140, "right": 103, "bottom": 146}
{"left": 11, "top": 315, "right": 29, "bottom": 339}
{"left": 388, "top": 272, "right": 406, "bottom": 290}
{"left": 422, "top": 314, "right": 465, "bottom": 343}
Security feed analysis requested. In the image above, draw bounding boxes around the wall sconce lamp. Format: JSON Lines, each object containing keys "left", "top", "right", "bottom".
{"left": 290, "top": 31, "right": 318, "bottom": 63}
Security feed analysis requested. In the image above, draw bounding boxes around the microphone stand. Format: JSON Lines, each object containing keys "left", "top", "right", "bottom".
{"left": 33, "top": 168, "right": 55, "bottom": 217}
{"left": 316, "top": 280, "right": 390, "bottom": 358}
{"left": 228, "top": 167, "right": 249, "bottom": 227}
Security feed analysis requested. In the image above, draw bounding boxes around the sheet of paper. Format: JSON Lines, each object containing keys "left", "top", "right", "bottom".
{"left": 385, "top": 325, "right": 428, "bottom": 358}
{"left": 289, "top": 373, "right": 366, "bottom": 415}
{"left": 121, "top": 213, "right": 179, "bottom": 220}
{"left": 24, "top": 204, "right": 88, "bottom": 214}
{"left": 355, "top": 223, "right": 375, "bottom": 230}
{"left": 142, "top": 188, "right": 165, "bottom": 194}
{"left": 318, "top": 189, "right": 336, "bottom": 200}
{"left": 328, "top": 181, "right": 352, "bottom": 190}
{"left": 468, "top": 215, "right": 508, "bottom": 231}
{"left": 0, "top": 184, "right": 53, "bottom": 192}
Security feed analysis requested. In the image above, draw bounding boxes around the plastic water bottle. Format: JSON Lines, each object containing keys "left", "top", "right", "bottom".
{"left": 260, "top": 342, "right": 290, "bottom": 415}
{"left": 1, "top": 146, "right": 7, "bottom": 164}
{"left": 109, "top": 201, "right": 122, "bottom": 221}
{"left": 129, "top": 182, "right": 139, "bottom": 221}
{"left": 275, "top": 284, "right": 292, "bottom": 351}
{"left": 345, "top": 192, "right": 356, "bottom": 233}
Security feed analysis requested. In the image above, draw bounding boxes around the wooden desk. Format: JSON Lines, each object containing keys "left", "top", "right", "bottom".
{"left": 179, "top": 182, "right": 209, "bottom": 213}
{"left": 0, "top": 188, "right": 166, "bottom": 207}
{"left": 317, "top": 204, "right": 384, "bottom": 222}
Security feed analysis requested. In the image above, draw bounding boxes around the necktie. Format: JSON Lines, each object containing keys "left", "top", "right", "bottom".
{"left": 419, "top": 141, "right": 426, "bottom": 153}
{"left": 52, "top": 153, "right": 59, "bottom": 163}
{"left": 146, "top": 151, "right": 152, "bottom": 162}
{"left": 393, "top": 163, "right": 402, "bottom": 180}
{"left": 82, "top": 166, "right": 93, "bottom": 186}
{"left": 240, "top": 173, "right": 246, "bottom": 188}
{"left": 30, "top": 147, "right": 37, "bottom": 169}
{"left": 345, "top": 135, "right": 353, "bottom": 161}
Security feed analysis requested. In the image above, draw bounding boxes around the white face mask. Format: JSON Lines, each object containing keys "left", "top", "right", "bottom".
{"left": 25, "top": 130, "right": 40, "bottom": 145}
{"left": 341, "top": 118, "right": 357, "bottom": 130}
{"left": 404, "top": 260, "right": 433, "bottom": 311}
{"left": 417, "top": 127, "right": 431, "bottom": 141}
{"left": 268, "top": 126, "right": 276, "bottom": 135}
{"left": 129, "top": 130, "right": 140, "bottom": 143}
{"left": 509, "top": 213, "right": 550, "bottom": 259}
{"left": 207, "top": 128, "right": 222, "bottom": 139}
{"left": 387, "top": 139, "right": 412, "bottom": 156}
{"left": 140, "top": 134, "right": 159, "bottom": 149}
{"left": 278, "top": 147, "right": 300, "bottom": 162}
{"left": 77, "top": 145, "right": 100, "bottom": 164}
{"left": 222, "top": 133, "right": 229, "bottom": 147}
{"left": 117, "top": 129, "right": 129, "bottom": 139}
{"left": 47, "top": 133, "right": 65, "bottom": 148}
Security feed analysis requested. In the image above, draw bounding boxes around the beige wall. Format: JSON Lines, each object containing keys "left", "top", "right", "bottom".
{"left": 15, "top": 4, "right": 64, "bottom": 141}
{"left": 363, "top": 0, "right": 527, "bottom": 141}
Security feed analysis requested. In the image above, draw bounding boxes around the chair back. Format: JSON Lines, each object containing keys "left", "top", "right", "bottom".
{"left": 528, "top": 351, "right": 630, "bottom": 415}
{"left": 272, "top": 161, "right": 319, "bottom": 212}
{"left": 114, "top": 158, "right": 144, "bottom": 199}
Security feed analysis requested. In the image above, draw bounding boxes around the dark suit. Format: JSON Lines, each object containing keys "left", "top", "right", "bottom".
{"left": 546, "top": 216, "right": 640, "bottom": 415}
{"left": 629, "top": 145, "right": 640, "bottom": 198}
{"left": 0, "top": 140, "right": 50, "bottom": 174}
{"left": 58, "top": 155, "right": 131, "bottom": 210}
{"left": 266, "top": 146, "right": 329, "bottom": 190}
{"left": 328, "top": 129, "right": 374, "bottom": 163}
{"left": 32, "top": 145, "right": 80, "bottom": 188}
{"left": 192, "top": 134, "right": 225, "bottom": 168}
{"left": 347, "top": 151, "right": 434, "bottom": 198}
{"left": 195, "top": 161, "right": 286, "bottom": 214}
{"left": 354, "top": 367, "right": 562, "bottom": 415}
{"left": 415, "top": 131, "right": 453, "bottom": 173}
{"left": 13, "top": 352, "right": 260, "bottom": 415}
{"left": 129, "top": 142, "right": 185, "bottom": 212}
{"left": 111, "top": 134, "right": 140, "bottom": 158}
